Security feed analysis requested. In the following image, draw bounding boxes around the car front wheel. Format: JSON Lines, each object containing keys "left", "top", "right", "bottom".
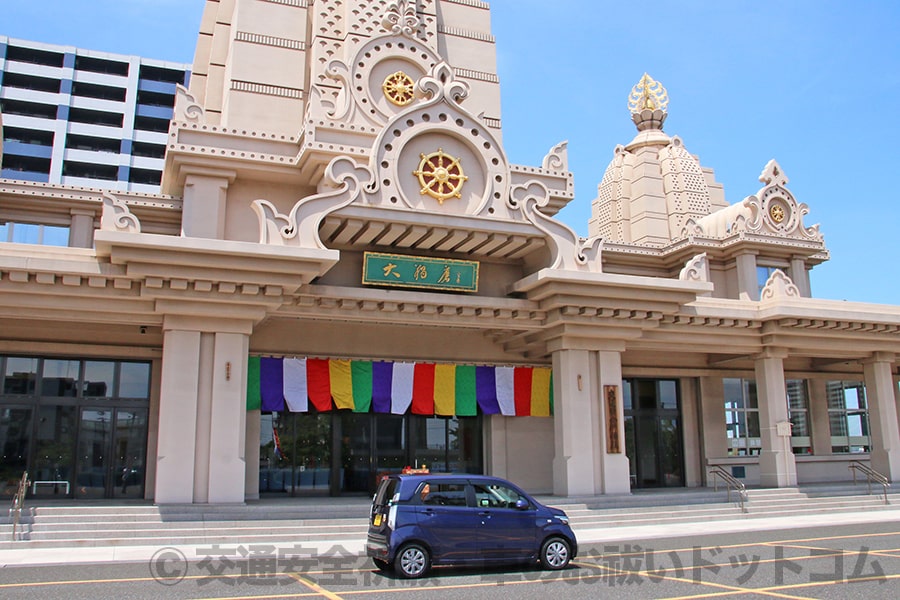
{"left": 395, "top": 543, "right": 431, "bottom": 578}
{"left": 539, "top": 537, "right": 571, "bottom": 570}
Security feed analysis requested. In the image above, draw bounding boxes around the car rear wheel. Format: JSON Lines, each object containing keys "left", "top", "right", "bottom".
{"left": 372, "top": 558, "right": 391, "bottom": 571}
{"left": 539, "top": 537, "right": 571, "bottom": 570}
{"left": 395, "top": 543, "right": 430, "bottom": 578}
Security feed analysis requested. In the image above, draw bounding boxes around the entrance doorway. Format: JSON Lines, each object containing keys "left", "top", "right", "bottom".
{"left": 260, "top": 411, "right": 483, "bottom": 496}
{"left": 623, "top": 379, "right": 684, "bottom": 488}
{"left": 0, "top": 355, "right": 152, "bottom": 500}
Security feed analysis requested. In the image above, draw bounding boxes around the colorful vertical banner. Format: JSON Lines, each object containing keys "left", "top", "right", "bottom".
{"left": 246, "top": 356, "right": 553, "bottom": 418}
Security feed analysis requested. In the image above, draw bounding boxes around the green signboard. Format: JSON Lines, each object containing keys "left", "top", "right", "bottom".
{"left": 362, "top": 252, "right": 479, "bottom": 293}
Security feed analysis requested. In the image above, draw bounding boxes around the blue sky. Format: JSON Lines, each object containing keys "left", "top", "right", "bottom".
{"left": 4, "top": 0, "right": 898, "bottom": 305}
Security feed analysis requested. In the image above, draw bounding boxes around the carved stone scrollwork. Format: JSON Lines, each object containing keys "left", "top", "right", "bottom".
{"left": 755, "top": 159, "right": 822, "bottom": 241}
{"left": 510, "top": 181, "right": 603, "bottom": 272}
{"left": 679, "top": 253, "right": 709, "bottom": 283}
{"left": 542, "top": 141, "right": 568, "bottom": 171}
{"left": 760, "top": 269, "right": 801, "bottom": 300}
{"left": 101, "top": 193, "right": 141, "bottom": 233}
{"left": 174, "top": 84, "right": 204, "bottom": 123}
{"left": 416, "top": 61, "right": 469, "bottom": 106}
{"left": 382, "top": 0, "right": 420, "bottom": 38}
{"left": 252, "top": 156, "right": 374, "bottom": 249}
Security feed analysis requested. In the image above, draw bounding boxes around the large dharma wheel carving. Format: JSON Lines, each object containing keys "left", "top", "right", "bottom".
{"left": 412, "top": 148, "right": 468, "bottom": 204}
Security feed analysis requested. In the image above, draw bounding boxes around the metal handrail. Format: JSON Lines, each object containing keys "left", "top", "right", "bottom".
{"left": 708, "top": 466, "right": 748, "bottom": 513}
{"left": 9, "top": 471, "right": 29, "bottom": 541}
{"left": 849, "top": 461, "right": 890, "bottom": 504}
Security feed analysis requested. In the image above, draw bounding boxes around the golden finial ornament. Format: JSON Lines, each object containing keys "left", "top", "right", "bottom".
{"left": 628, "top": 73, "right": 669, "bottom": 115}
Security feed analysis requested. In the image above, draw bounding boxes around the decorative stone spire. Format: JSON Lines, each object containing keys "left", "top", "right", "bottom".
{"left": 628, "top": 73, "right": 668, "bottom": 131}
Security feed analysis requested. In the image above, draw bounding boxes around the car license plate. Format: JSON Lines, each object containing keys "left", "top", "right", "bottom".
{"left": 373, "top": 513, "right": 383, "bottom": 527}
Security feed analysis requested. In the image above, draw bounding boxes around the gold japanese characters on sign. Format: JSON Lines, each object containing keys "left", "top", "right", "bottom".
{"left": 382, "top": 71, "right": 415, "bottom": 106}
{"left": 413, "top": 148, "right": 468, "bottom": 203}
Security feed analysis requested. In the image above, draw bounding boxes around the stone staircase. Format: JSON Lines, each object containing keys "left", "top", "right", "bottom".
{"left": 1, "top": 484, "right": 895, "bottom": 551}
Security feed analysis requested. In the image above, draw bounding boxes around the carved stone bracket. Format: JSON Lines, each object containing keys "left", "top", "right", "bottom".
{"left": 510, "top": 181, "right": 603, "bottom": 272}
{"left": 679, "top": 253, "right": 709, "bottom": 283}
{"left": 101, "top": 193, "right": 141, "bottom": 233}
{"left": 542, "top": 141, "right": 568, "bottom": 172}
{"left": 174, "top": 84, "right": 204, "bottom": 123}
{"left": 252, "top": 156, "right": 374, "bottom": 249}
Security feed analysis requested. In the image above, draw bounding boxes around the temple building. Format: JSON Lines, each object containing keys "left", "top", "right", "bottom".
{"left": 0, "top": 0, "right": 898, "bottom": 504}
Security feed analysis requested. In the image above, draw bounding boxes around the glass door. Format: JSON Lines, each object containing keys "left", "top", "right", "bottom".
{"left": 623, "top": 379, "right": 684, "bottom": 488}
{"left": 75, "top": 409, "right": 112, "bottom": 498}
{"left": 0, "top": 407, "right": 32, "bottom": 497}
{"left": 32, "top": 405, "right": 77, "bottom": 498}
{"left": 336, "top": 413, "right": 372, "bottom": 494}
{"left": 75, "top": 407, "right": 147, "bottom": 499}
{"left": 112, "top": 409, "right": 147, "bottom": 499}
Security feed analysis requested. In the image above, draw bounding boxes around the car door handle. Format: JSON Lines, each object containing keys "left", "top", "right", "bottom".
{"left": 478, "top": 511, "right": 490, "bottom": 517}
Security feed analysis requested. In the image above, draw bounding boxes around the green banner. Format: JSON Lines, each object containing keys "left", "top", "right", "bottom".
{"left": 362, "top": 252, "right": 479, "bottom": 292}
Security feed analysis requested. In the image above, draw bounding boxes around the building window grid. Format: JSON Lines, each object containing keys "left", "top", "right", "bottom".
{"left": 826, "top": 380, "right": 870, "bottom": 453}
{"left": 724, "top": 378, "right": 760, "bottom": 456}
{"left": 786, "top": 379, "right": 811, "bottom": 454}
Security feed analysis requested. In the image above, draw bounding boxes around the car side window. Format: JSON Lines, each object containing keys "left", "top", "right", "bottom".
{"left": 472, "top": 482, "right": 527, "bottom": 509}
{"left": 419, "top": 482, "right": 468, "bottom": 506}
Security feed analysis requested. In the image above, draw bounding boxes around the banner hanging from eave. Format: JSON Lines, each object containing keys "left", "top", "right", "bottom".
{"left": 247, "top": 356, "right": 553, "bottom": 417}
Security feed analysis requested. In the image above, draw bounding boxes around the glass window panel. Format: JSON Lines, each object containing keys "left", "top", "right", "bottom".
{"left": 118, "top": 362, "right": 151, "bottom": 399}
{"left": 622, "top": 380, "right": 632, "bottom": 410}
{"left": 83, "top": 361, "right": 115, "bottom": 398}
{"left": 745, "top": 381, "right": 758, "bottom": 409}
{"left": 0, "top": 407, "right": 33, "bottom": 496}
{"left": 659, "top": 380, "right": 678, "bottom": 410}
{"left": 32, "top": 405, "right": 77, "bottom": 498}
{"left": 723, "top": 378, "right": 744, "bottom": 409}
{"left": 4, "top": 356, "right": 38, "bottom": 394}
{"left": 636, "top": 380, "right": 656, "bottom": 410}
{"left": 844, "top": 387, "right": 860, "bottom": 410}
{"left": 42, "top": 359, "right": 80, "bottom": 397}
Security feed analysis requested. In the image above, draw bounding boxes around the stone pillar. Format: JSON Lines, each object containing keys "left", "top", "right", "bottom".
{"left": 755, "top": 353, "right": 797, "bottom": 487}
{"left": 181, "top": 169, "right": 235, "bottom": 239}
{"left": 155, "top": 319, "right": 250, "bottom": 504}
{"left": 155, "top": 329, "right": 202, "bottom": 503}
{"left": 69, "top": 209, "right": 95, "bottom": 248}
{"left": 597, "top": 351, "right": 630, "bottom": 494}
{"left": 551, "top": 349, "right": 598, "bottom": 496}
{"left": 207, "top": 332, "right": 249, "bottom": 503}
{"left": 245, "top": 410, "right": 261, "bottom": 501}
{"left": 807, "top": 379, "right": 832, "bottom": 457}
{"left": 550, "top": 348, "right": 629, "bottom": 496}
{"left": 863, "top": 354, "right": 900, "bottom": 481}
{"left": 735, "top": 252, "right": 758, "bottom": 301}
{"left": 789, "top": 257, "right": 811, "bottom": 297}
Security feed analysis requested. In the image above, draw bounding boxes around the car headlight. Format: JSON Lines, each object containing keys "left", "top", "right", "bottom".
{"left": 556, "top": 515, "right": 569, "bottom": 525}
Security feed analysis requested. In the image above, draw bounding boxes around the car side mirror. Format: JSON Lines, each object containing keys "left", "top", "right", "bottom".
{"left": 514, "top": 498, "right": 530, "bottom": 510}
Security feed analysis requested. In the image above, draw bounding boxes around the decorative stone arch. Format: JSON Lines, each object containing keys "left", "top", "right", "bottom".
{"left": 363, "top": 62, "right": 513, "bottom": 220}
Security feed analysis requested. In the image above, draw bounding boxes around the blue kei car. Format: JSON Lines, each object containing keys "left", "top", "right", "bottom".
{"left": 366, "top": 473, "right": 577, "bottom": 578}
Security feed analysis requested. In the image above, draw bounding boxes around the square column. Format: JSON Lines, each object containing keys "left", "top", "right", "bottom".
{"left": 155, "top": 329, "right": 202, "bottom": 503}
{"left": 863, "top": 354, "right": 900, "bottom": 481}
{"left": 155, "top": 325, "right": 250, "bottom": 504}
{"left": 551, "top": 349, "right": 597, "bottom": 496}
{"left": 755, "top": 354, "right": 797, "bottom": 487}
{"left": 551, "top": 349, "right": 629, "bottom": 496}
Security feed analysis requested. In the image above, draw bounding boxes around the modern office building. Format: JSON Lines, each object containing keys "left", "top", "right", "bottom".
{"left": 0, "top": 0, "right": 898, "bottom": 505}
{"left": 0, "top": 36, "right": 189, "bottom": 195}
